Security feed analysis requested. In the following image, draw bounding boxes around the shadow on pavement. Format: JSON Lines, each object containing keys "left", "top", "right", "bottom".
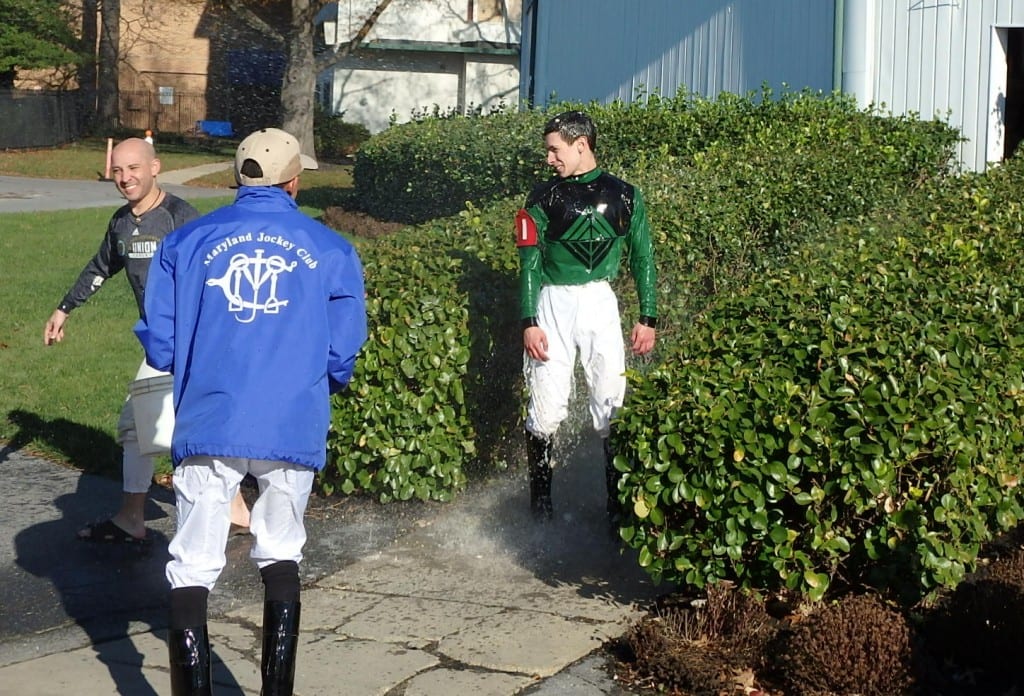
{"left": 5, "top": 409, "right": 122, "bottom": 478}
{"left": 1, "top": 448, "right": 247, "bottom": 691}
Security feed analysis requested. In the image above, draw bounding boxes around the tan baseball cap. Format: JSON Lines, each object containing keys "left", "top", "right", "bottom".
{"left": 234, "top": 127, "right": 319, "bottom": 186}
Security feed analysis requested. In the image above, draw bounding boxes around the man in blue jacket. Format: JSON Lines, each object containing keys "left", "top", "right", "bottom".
{"left": 135, "top": 127, "right": 368, "bottom": 696}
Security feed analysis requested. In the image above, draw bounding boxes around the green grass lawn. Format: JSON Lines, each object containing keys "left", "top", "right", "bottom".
{"left": 0, "top": 137, "right": 235, "bottom": 180}
{"left": 0, "top": 207, "right": 159, "bottom": 474}
{"left": 0, "top": 139, "right": 356, "bottom": 477}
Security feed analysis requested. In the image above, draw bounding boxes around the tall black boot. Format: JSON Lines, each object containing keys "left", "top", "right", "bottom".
{"left": 604, "top": 438, "right": 623, "bottom": 536}
{"left": 527, "top": 431, "right": 553, "bottom": 521}
{"left": 168, "top": 626, "right": 212, "bottom": 696}
{"left": 261, "top": 601, "right": 301, "bottom": 696}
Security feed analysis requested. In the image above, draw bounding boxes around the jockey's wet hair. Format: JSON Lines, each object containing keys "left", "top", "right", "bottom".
{"left": 543, "top": 110, "right": 596, "bottom": 151}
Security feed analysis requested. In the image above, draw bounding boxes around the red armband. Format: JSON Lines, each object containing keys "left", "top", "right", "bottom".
{"left": 515, "top": 209, "right": 538, "bottom": 247}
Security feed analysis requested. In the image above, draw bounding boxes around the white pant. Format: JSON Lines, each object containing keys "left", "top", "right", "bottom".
{"left": 524, "top": 281, "right": 626, "bottom": 439}
{"left": 116, "top": 360, "right": 165, "bottom": 493}
{"left": 166, "top": 456, "right": 315, "bottom": 590}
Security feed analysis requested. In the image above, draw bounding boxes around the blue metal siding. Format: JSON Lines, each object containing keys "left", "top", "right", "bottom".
{"left": 525, "top": 0, "right": 835, "bottom": 105}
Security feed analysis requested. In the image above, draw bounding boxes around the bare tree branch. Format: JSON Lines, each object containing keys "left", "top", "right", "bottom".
{"left": 315, "top": 0, "right": 395, "bottom": 73}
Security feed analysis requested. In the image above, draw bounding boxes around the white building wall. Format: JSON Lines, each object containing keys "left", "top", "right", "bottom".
{"left": 524, "top": 0, "right": 835, "bottom": 105}
{"left": 868, "top": 0, "right": 1024, "bottom": 172}
{"left": 465, "top": 58, "right": 521, "bottom": 112}
{"left": 320, "top": 0, "right": 521, "bottom": 133}
{"left": 332, "top": 0, "right": 520, "bottom": 44}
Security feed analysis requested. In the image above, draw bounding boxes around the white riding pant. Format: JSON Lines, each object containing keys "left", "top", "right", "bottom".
{"left": 166, "top": 455, "right": 315, "bottom": 591}
{"left": 116, "top": 359, "right": 164, "bottom": 494}
{"left": 524, "top": 281, "right": 626, "bottom": 440}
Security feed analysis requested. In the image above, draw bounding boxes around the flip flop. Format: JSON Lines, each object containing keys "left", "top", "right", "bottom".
{"left": 77, "top": 519, "right": 149, "bottom": 545}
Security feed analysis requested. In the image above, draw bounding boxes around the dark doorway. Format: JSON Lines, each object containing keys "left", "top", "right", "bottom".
{"left": 1004, "top": 28, "right": 1024, "bottom": 160}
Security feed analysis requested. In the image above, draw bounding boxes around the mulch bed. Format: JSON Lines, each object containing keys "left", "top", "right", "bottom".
{"left": 323, "top": 206, "right": 405, "bottom": 239}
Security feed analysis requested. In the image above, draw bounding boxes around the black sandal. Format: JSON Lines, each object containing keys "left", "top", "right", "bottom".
{"left": 77, "top": 519, "right": 149, "bottom": 545}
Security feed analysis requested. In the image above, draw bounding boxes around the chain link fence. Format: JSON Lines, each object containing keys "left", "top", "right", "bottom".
{"left": 2, "top": 87, "right": 279, "bottom": 147}
{"left": 0, "top": 89, "right": 80, "bottom": 149}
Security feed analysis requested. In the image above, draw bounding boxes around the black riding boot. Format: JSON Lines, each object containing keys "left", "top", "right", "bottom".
{"left": 604, "top": 438, "right": 623, "bottom": 535}
{"left": 260, "top": 601, "right": 301, "bottom": 696}
{"left": 168, "top": 626, "right": 212, "bottom": 696}
{"left": 527, "top": 431, "right": 553, "bottom": 521}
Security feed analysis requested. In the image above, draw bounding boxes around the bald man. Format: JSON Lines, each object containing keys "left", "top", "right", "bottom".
{"left": 44, "top": 138, "right": 249, "bottom": 543}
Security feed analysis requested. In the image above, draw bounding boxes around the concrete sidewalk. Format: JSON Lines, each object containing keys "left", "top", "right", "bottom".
{"left": 158, "top": 162, "right": 233, "bottom": 186}
{"left": 0, "top": 433, "right": 658, "bottom": 695}
{"left": 0, "top": 170, "right": 230, "bottom": 214}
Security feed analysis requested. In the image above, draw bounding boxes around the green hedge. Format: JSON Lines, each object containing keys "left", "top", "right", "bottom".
{"left": 625, "top": 97, "right": 960, "bottom": 346}
{"left": 314, "top": 104, "right": 371, "bottom": 160}
{"left": 614, "top": 157, "right": 1024, "bottom": 603}
{"left": 323, "top": 202, "right": 522, "bottom": 502}
{"left": 322, "top": 91, "right": 961, "bottom": 526}
{"left": 338, "top": 90, "right": 1021, "bottom": 605}
{"left": 353, "top": 87, "right": 960, "bottom": 225}
{"left": 353, "top": 109, "right": 547, "bottom": 223}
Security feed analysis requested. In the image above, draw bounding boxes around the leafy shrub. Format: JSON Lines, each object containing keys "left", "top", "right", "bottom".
{"left": 773, "top": 593, "right": 919, "bottom": 695}
{"left": 328, "top": 92, "right": 964, "bottom": 528}
{"left": 614, "top": 156, "right": 1024, "bottom": 602}
{"left": 353, "top": 87, "right": 960, "bottom": 225}
{"left": 354, "top": 107, "right": 547, "bottom": 223}
{"left": 314, "top": 105, "right": 370, "bottom": 160}
{"left": 626, "top": 103, "right": 958, "bottom": 349}
{"left": 322, "top": 201, "right": 522, "bottom": 502}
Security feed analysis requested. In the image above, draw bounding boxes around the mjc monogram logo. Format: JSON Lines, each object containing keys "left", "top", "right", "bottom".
{"left": 206, "top": 249, "right": 297, "bottom": 323}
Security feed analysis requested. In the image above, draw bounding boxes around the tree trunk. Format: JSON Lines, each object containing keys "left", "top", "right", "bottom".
{"left": 281, "top": 0, "right": 395, "bottom": 158}
{"left": 79, "top": 0, "right": 99, "bottom": 132}
{"left": 97, "top": 0, "right": 120, "bottom": 131}
{"left": 280, "top": 0, "right": 318, "bottom": 157}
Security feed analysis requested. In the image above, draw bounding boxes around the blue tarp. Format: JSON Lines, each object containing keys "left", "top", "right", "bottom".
{"left": 196, "top": 120, "right": 234, "bottom": 137}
